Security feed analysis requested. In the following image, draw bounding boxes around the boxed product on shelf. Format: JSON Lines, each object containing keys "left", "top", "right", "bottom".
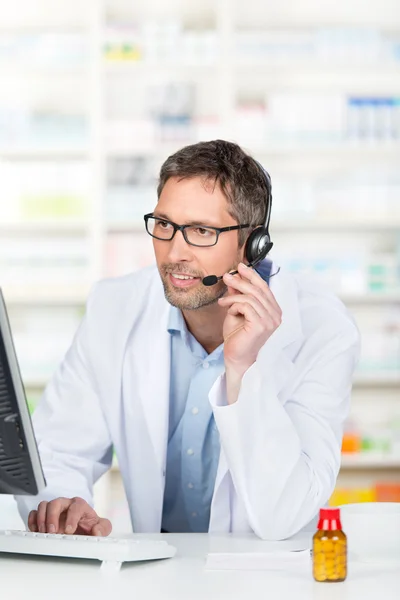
{"left": 236, "top": 93, "right": 400, "bottom": 146}
{"left": 375, "top": 483, "right": 400, "bottom": 502}
{"left": 330, "top": 483, "right": 400, "bottom": 506}
{"left": 0, "top": 106, "right": 89, "bottom": 150}
{"left": 356, "top": 328, "right": 400, "bottom": 375}
{"left": 147, "top": 82, "right": 196, "bottom": 144}
{"left": 0, "top": 236, "right": 90, "bottom": 287}
{"left": 106, "top": 156, "right": 157, "bottom": 225}
{"left": 234, "top": 27, "right": 400, "bottom": 65}
{"left": 106, "top": 82, "right": 197, "bottom": 151}
{"left": 341, "top": 413, "right": 400, "bottom": 457}
{"left": 0, "top": 160, "right": 90, "bottom": 222}
{"left": 274, "top": 242, "right": 400, "bottom": 296}
{"left": 104, "top": 21, "right": 219, "bottom": 65}
{"left": 0, "top": 32, "right": 88, "bottom": 69}
{"left": 264, "top": 92, "right": 347, "bottom": 143}
{"left": 329, "top": 487, "right": 376, "bottom": 506}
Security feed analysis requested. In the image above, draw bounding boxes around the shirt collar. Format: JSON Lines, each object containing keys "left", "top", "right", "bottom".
{"left": 167, "top": 305, "right": 187, "bottom": 335}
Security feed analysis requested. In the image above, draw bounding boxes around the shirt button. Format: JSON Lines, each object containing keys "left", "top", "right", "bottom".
{"left": 187, "top": 483, "right": 194, "bottom": 489}
{"left": 191, "top": 407, "right": 199, "bottom": 415}
{"left": 187, "top": 448, "right": 194, "bottom": 456}
{"left": 192, "top": 512, "right": 197, "bottom": 518}
{"left": 202, "top": 362, "right": 209, "bottom": 369}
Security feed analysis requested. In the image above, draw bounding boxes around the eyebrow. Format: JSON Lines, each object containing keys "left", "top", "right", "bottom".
{"left": 152, "top": 212, "right": 221, "bottom": 227}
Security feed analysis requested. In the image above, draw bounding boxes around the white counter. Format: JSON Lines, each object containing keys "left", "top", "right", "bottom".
{"left": 0, "top": 533, "right": 399, "bottom": 600}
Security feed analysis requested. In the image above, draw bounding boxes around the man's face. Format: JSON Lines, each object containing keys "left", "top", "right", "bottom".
{"left": 152, "top": 176, "right": 244, "bottom": 310}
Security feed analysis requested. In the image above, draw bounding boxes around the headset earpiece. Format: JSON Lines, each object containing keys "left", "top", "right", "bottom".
{"left": 244, "top": 226, "right": 273, "bottom": 265}
{"left": 243, "top": 161, "right": 273, "bottom": 266}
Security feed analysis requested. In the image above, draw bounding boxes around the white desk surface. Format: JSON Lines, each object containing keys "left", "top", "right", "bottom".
{"left": 0, "top": 532, "right": 399, "bottom": 600}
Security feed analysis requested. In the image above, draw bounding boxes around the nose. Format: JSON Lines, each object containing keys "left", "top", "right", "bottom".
{"left": 166, "top": 229, "right": 194, "bottom": 263}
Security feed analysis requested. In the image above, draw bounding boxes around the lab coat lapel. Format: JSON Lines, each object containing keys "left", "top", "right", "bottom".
{"left": 123, "top": 293, "right": 171, "bottom": 532}
{"left": 136, "top": 300, "right": 171, "bottom": 475}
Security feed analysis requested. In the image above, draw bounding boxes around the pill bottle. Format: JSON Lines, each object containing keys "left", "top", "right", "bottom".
{"left": 313, "top": 507, "right": 347, "bottom": 582}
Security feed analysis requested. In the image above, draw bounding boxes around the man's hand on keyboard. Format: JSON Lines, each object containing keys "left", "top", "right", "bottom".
{"left": 28, "top": 497, "right": 112, "bottom": 537}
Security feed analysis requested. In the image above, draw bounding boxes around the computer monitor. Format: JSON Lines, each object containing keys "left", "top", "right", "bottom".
{"left": 0, "top": 289, "right": 46, "bottom": 495}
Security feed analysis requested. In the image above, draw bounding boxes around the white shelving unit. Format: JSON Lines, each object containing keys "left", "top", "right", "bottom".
{"left": 341, "top": 454, "right": 400, "bottom": 469}
{"left": 1, "top": 0, "right": 400, "bottom": 523}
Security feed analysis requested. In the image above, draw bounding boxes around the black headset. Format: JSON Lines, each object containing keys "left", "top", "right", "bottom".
{"left": 202, "top": 160, "right": 274, "bottom": 286}
{"left": 243, "top": 161, "right": 273, "bottom": 266}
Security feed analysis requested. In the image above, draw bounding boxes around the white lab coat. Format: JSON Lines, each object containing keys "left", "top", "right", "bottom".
{"left": 16, "top": 264, "right": 360, "bottom": 540}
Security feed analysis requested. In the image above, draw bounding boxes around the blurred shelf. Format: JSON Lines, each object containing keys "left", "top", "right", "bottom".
{"left": 106, "top": 144, "right": 188, "bottom": 159}
{"left": 23, "top": 378, "right": 49, "bottom": 390}
{"left": 340, "top": 292, "right": 400, "bottom": 304}
{"left": 253, "top": 141, "right": 400, "bottom": 156}
{"left": 233, "top": 60, "right": 400, "bottom": 73}
{"left": 0, "top": 148, "right": 89, "bottom": 161}
{"left": 271, "top": 220, "right": 400, "bottom": 232}
{"left": 353, "top": 373, "right": 400, "bottom": 387}
{"left": 0, "top": 66, "right": 87, "bottom": 78}
{"left": 3, "top": 287, "right": 88, "bottom": 307}
{"left": 104, "top": 60, "right": 400, "bottom": 80}
{"left": 107, "top": 222, "right": 144, "bottom": 233}
{"left": 107, "top": 142, "right": 400, "bottom": 159}
{"left": 105, "top": 61, "right": 219, "bottom": 74}
{"left": 0, "top": 24, "right": 87, "bottom": 33}
{"left": 0, "top": 221, "right": 89, "bottom": 235}
{"left": 341, "top": 454, "right": 400, "bottom": 469}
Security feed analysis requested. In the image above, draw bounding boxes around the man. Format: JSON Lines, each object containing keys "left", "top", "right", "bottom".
{"left": 16, "top": 140, "right": 359, "bottom": 540}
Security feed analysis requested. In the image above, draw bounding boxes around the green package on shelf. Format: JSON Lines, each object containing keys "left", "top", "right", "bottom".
{"left": 361, "top": 437, "right": 375, "bottom": 451}
{"left": 20, "top": 195, "right": 88, "bottom": 218}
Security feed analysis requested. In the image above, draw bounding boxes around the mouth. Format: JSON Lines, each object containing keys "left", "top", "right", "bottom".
{"left": 168, "top": 272, "right": 201, "bottom": 288}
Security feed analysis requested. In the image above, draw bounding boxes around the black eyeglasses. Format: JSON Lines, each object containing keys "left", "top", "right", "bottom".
{"left": 144, "top": 214, "right": 250, "bottom": 247}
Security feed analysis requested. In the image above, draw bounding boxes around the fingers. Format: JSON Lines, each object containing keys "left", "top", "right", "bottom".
{"left": 226, "top": 301, "right": 260, "bottom": 324}
{"left": 34, "top": 498, "right": 72, "bottom": 533}
{"left": 222, "top": 272, "right": 270, "bottom": 309}
{"left": 234, "top": 263, "right": 282, "bottom": 313}
{"left": 91, "top": 518, "right": 112, "bottom": 537}
{"left": 219, "top": 293, "right": 268, "bottom": 320}
{"left": 64, "top": 498, "right": 94, "bottom": 534}
{"left": 221, "top": 266, "right": 282, "bottom": 322}
{"left": 28, "top": 497, "right": 111, "bottom": 536}
{"left": 36, "top": 500, "right": 49, "bottom": 533}
{"left": 28, "top": 510, "right": 38, "bottom": 532}
{"left": 225, "top": 297, "right": 280, "bottom": 335}
{"left": 46, "top": 497, "right": 72, "bottom": 534}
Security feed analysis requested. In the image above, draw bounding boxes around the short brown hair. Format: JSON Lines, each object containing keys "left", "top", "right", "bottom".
{"left": 157, "top": 139, "right": 270, "bottom": 246}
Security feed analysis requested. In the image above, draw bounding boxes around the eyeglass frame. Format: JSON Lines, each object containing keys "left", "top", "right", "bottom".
{"left": 143, "top": 213, "right": 250, "bottom": 248}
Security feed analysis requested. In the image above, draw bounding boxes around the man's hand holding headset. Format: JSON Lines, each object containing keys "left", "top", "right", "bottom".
{"left": 218, "top": 262, "right": 282, "bottom": 405}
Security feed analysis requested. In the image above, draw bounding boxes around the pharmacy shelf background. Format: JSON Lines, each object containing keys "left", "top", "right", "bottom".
{"left": 0, "top": 0, "right": 400, "bottom": 531}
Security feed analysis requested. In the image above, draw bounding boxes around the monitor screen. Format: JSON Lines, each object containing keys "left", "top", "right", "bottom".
{"left": 0, "top": 289, "right": 46, "bottom": 495}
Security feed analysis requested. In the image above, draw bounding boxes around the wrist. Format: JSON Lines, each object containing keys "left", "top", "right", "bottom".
{"left": 224, "top": 363, "right": 250, "bottom": 405}
{"left": 224, "top": 360, "right": 251, "bottom": 381}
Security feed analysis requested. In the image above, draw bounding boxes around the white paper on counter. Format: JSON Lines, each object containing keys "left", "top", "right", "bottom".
{"left": 206, "top": 549, "right": 312, "bottom": 571}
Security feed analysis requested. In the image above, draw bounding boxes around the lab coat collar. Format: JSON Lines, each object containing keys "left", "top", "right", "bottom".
{"left": 265, "top": 260, "right": 303, "bottom": 351}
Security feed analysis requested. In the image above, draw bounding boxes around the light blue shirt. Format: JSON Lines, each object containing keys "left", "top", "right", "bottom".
{"left": 161, "top": 260, "right": 273, "bottom": 533}
{"left": 161, "top": 307, "right": 225, "bottom": 533}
